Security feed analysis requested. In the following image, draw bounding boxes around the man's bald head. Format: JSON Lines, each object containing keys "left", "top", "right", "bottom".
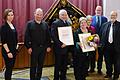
{"left": 110, "top": 11, "right": 118, "bottom": 23}
{"left": 95, "top": 6, "right": 102, "bottom": 16}
{"left": 34, "top": 8, "right": 43, "bottom": 22}
{"left": 34, "top": 8, "right": 43, "bottom": 14}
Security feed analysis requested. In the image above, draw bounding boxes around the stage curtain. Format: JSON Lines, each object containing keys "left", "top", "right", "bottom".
{"left": 69, "top": 0, "right": 102, "bottom": 15}
{"left": 0, "top": 0, "right": 102, "bottom": 42}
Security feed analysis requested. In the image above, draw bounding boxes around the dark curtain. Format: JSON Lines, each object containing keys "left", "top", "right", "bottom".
{"left": 0, "top": 0, "right": 102, "bottom": 42}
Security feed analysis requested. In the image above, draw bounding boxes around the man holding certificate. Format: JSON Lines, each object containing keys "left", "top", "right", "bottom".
{"left": 51, "top": 9, "right": 72, "bottom": 80}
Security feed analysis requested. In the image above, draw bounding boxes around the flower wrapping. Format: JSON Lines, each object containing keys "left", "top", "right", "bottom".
{"left": 87, "top": 34, "right": 99, "bottom": 48}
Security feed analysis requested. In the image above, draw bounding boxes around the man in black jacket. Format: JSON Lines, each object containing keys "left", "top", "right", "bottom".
{"left": 51, "top": 9, "right": 71, "bottom": 80}
{"left": 24, "top": 8, "right": 51, "bottom": 80}
{"left": 101, "top": 11, "right": 120, "bottom": 80}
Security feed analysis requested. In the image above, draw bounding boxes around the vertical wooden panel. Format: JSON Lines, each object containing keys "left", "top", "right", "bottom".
{"left": 14, "top": 44, "right": 30, "bottom": 68}
{"left": 46, "top": 49, "right": 54, "bottom": 66}
{"left": 0, "top": 45, "right": 3, "bottom": 71}
{"left": 0, "top": 43, "right": 54, "bottom": 69}
{"left": 44, "top": 46, "right": 55, "bottom": 66}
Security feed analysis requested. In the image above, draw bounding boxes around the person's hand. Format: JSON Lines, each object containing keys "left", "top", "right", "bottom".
{"left": 7, "top": 53, "right": 13, "bottom": 58}
{"left": 89, "top": 42, "right": 94, "bottom": 47}
{"left": 28, "top": 48, "right": 32, "bottom": 55}
{"left": 89, "top": 42, "right": 97, "bottom": 49}
{"left": 47, "top": 47, "right": 51, "bottom": 53}
{"left": 61, "top": 43, "right": 66, "bottom": 48}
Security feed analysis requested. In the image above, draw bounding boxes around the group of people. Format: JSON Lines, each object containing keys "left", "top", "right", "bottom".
{"left": 1, "top": 5, "right": 120, "bottom": 80}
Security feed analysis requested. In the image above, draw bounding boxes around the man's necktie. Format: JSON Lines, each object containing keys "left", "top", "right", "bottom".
{"left": 108, "top": 24, "right": 113, "bottom": 43}
{"left": 97, "top": 16, "right": 100, "bottom": 27}
{"left": 64, "top": 21, "right": 68, "bottom": 26}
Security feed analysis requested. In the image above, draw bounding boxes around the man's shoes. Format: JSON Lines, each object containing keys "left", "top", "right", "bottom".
{"left": 97, "top": 70, "right": 103, "bottom": 75}
{"left": 104, "top": 75, "right": 112, "bottom": 78}
{"left": 88, "top": 69, "right": 95, "bottom": 73}
{"left": 113, "top": 75, "right": 119, "bottom": 80}
{"left": 85, "top": 73, "right": 89, "bottom": 77}
{"left": 70, "top": 64, "right": 73, "bottom": 68}
{"left": 112, "top": 77, "right": 118, "bottom": 80}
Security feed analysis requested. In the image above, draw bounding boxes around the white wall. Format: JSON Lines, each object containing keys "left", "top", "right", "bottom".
{"left": 103, "top": 0, "right": 120, "bottom": 21}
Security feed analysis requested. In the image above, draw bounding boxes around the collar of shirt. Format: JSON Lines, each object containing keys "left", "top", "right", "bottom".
{"left": 34, "top": 20, "right": 42, "bottom": 24}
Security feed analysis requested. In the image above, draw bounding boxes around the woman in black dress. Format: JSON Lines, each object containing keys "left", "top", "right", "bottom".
{"left": 1, "top": 9, "right": 18, "bottom": 80}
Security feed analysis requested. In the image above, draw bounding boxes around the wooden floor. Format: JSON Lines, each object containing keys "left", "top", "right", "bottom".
{"left": 0, "top": 62, "right": 120, "bottom": 80}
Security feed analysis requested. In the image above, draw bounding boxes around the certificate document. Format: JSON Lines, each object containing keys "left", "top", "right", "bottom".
{"left": 58, "top": 26, "right": 74, "bottom": 45}
{"left": 78, "top": 33, "right": 95, "bottom": 52}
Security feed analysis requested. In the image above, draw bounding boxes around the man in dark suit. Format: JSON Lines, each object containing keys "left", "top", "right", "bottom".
{"left": 91, "top": 6, "right": 108, "bottom": 74}
{"left": 101, "top": 11, "right": 120, "bottom": 80}
{"left": 24, "top": 8, "right": 51, "bottom": 80}
{"left": 51, "top": 9, "right": 71, "bottom": 80}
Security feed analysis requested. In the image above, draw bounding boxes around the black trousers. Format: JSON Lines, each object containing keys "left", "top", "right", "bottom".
{"left": 73, "top": 52, "right": 88, "bottom": 80}
{"left": 104, "top": 43, "right": 119, "bottom": 78}
{"left": 2, "top": 53, "right": 16, "bottom": 80}
{"left": 53, "top": 46, "right": 68, "bottom": 80}
{"left": 67, "top": 45, "right": 74, "bottom": 66}
{"left": 97, "top": 47, "right": 103, "bottom": 71}
{"left": 88, "top": 51, "right": 96, "bottom": 71}
{"left": 30, "top": 46, "right": 46, "bottom": 80}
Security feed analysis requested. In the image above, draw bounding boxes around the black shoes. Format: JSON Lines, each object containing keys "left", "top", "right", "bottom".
{"left": 113, "top": 75, "right": 119, "bottom": 80}
{"left": 97, "top": 70, "right": 103, "bottom": 75}
{"left": 104, "top": 75, "right": 119, "bottom": 80}
{"left": 88, "top": 69, "right": 95, "bottom": 73}
{"left": 113, "top": 77, "right": 118, "bottom": 80}
{"left": 104, "top": 75, "right": 112, "bottom": 78}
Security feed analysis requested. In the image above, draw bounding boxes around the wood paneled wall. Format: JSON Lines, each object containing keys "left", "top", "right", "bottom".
{"left": 0, "top": 43, "right": 54, "bottom": 70}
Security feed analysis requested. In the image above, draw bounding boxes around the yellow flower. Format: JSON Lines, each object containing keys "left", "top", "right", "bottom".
{"left": 88, "top": 36, "right": 94, "bottom": 41}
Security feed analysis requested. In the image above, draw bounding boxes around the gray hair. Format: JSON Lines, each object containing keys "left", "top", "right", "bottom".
{"left": 59, "top": 9, "right": 67, "bottom": 15}
{"left": 79, "top": 17, "right": 87, "bottom": 23}
{"left": 86, "top": 15, "right": 92, "bottom": 20}
{"left": 110, "top": 11, "right": 118, "bottom": 16}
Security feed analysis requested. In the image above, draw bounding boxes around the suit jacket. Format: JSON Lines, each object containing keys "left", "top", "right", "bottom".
{"left": 51, "top": 19, "right": 71, "bottom": 49}
{"left": 92, "top": 15, "right": 107, "bottom": 35}
{"left": 101, "top": 21, "right": 120, "bottom": 54}
{"left": 1, "top": 22, "right": 18, "bottom": 54}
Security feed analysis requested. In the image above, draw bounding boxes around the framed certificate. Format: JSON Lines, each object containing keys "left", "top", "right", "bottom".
{"left": 78, "top": 33, "right": 95, "bottom": 52}
{"left": 58, "top": 26, "right": 74, "bottom": 45}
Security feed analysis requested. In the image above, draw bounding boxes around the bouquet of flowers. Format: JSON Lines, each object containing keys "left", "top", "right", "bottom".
{"left": 87, "top": 34, "right": 100, "bottom": 49}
